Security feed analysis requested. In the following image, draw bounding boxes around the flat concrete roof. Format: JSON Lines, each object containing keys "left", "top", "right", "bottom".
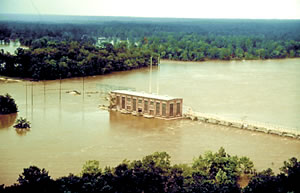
{"left": 112, "top": 90, "right": 182, "bottom": 101}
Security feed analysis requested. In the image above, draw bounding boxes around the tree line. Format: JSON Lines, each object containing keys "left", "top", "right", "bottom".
{"left": 0, "top": 18, "right": 300, "bottom": 80}
{"left": 1, "top": 18, "right": 299, "bottom": 43}
{"left": 1, "top": 19, "right": 299, "bottom": 60}
{"left": 0, "top": 39, "right": 158, "bottom": 80}
{"left": 144, "top": 33, "right": 300, "bottom": 60}
{"left": 1, "top": 148, "right": 299, "bottom": 193}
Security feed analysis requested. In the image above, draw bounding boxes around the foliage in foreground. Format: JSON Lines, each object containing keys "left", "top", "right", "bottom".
{"left": 0, "top": 94, "right": 18, "bottom": 115}
{"left": 0, "top": 148, "right": 299, "bottom": 193}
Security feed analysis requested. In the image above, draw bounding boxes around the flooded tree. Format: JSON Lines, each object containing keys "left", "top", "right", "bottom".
{"left": 0, "top": 94, "right": 18, "bottom": 114}
{"left": 13, "top": 117, "right": 31, "bottom": 129}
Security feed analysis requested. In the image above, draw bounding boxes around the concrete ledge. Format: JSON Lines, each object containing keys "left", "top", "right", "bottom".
{"left": 283, "top": 133, "right": 297, "bottom": 138}
{"left": 247, "top": 125, "right": 257, "bottom": 131}
{"left": 207, "top": 118, "right": 219, "bottom": 124}
{"left": 219, "top": 120, "right": 231, "bottom": 126}
{"left": 268, "top": 130, "right": 283, "bottom": 136}
{"left": 256, "top": 127, "right": 268, "bottom": 133}
{"left": 231, "top": 122, "right": 243, "bottom": 129}
{"left": 183, "top": 112, "right": 299, "bottom": 140}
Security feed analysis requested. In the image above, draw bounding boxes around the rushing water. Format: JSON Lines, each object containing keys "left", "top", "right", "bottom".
{"left": 0, "top": 59, "right": 300, "bottom": 185}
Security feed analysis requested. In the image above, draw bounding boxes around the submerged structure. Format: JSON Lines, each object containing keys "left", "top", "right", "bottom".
{"left": 109, "top": 90, "right": 183, "bottom": 119}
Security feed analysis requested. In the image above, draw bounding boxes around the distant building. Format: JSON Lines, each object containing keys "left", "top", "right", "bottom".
{"left": 96, "top": 37, "right": 116, "bottom": 47}
{"left": 98, "top": 37, "right": 107, "bottom": 42}
{"left": 109, "top": 90, "right": 183, "bottom": 119}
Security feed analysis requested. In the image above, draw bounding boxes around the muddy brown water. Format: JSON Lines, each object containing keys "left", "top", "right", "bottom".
{"left": 0, "top": 59, "right": 300, "bottom": 186}
{"left": 0, "top": 113, "right": 17, "bottom": 129}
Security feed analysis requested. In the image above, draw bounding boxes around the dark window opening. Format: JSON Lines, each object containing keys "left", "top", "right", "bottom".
{"left": 170, "top": 104, "right": 173, "bottom": 116}
{"left": 117, "top": 96, "right": 120, "bottom": 106}
{"left": 144, "top": 100, "right": 148, "bottom": 112}
{"left": 122, "top": 97, "right": 125, "bottom": 109}
{"left": 156, "top": 102, "right": 160, "bottom": 115}
{"left": 133, "top": 98, "right": 136, "bottom": 111}
{"left": 176, "top": 102, "right": 181, "bottom": 115}
{"left": 162, "top": 103, "right": 166, "bottom": 116}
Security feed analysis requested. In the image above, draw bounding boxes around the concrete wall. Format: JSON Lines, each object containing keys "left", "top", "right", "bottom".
{"left": 184, "top": 112, "right": 300, "bottom": 140}
{"left": 111, "top": 92, "right": 183, "bottom": 119}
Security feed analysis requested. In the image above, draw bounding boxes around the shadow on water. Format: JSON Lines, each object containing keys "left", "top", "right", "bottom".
{"left": 0, "top": 113, "right": 17, "bottom": 129}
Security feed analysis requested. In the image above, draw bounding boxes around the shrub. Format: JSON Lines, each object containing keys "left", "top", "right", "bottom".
{"left": 14, "top": 117, "right": 31, "bottom": 129}
{"left": 0, "top": 94, "right": 18, "bottom": 114}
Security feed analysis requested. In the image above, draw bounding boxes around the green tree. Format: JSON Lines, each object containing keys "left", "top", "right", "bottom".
{"left": 255, "top": 48, "right": 266, "bottom": 59}
{"left": 0, "top": 94, "right": 18, "bottom": 114}
{"left": 81, "top": 160, "right": 102, "bottom": 176}
{"left": 14, "top": 117, "right": 31, "bottom": 129}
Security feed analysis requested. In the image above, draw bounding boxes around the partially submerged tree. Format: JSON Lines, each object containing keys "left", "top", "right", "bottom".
{"left": 14, "top": 117, "right": 30, "bottom": 129}
{"left": 0, "top": 94, "right": 18, "bottom": 114}
{"left": 243, "top": 157, "right": 300, "bottom": 193}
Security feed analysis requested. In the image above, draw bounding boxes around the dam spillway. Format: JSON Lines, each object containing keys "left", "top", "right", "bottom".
{"left": 183, "top": 109, "right": 300, "bottom": 140}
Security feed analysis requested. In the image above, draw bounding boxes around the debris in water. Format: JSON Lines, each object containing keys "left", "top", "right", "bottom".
{"left": 66, "top": 90, "right": 81, "bottom": 95}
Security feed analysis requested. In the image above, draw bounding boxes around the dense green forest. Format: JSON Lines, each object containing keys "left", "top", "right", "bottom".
{"left": 0, "top": 40, "right": 158, "bottom": 80}
{"left": 1, "top": 148, "right": 299, "bottom": 193}
{"left": 0, "top": 16, "right": 300, "bottom": 80}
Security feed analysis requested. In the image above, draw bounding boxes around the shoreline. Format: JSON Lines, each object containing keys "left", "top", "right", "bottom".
{"left": 1, "top": 58, "right": 299, "bottom": 82}
{"left": 160, "top": 57, "right": 300, "bottom": 64}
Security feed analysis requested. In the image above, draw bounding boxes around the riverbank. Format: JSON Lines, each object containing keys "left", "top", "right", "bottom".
{"left": 160, "top": 57, "right": 300, "bottom": 64}
{"left": 0, "top": 77, "right": 24, "bottom": 83}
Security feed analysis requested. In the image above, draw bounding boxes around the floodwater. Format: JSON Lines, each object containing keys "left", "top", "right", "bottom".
{"left": 0, "top": 59, "right": 300, "bottom": 186}
{"left": 0, "top": 41, "right": 28, "bottom": 54}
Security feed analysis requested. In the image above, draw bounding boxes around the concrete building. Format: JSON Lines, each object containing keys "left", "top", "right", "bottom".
{"left": 109, "top": 90, "right": 183, "bottom": 119}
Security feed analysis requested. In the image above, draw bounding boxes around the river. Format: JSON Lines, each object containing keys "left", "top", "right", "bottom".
{"left": 0, "top": 58, "right": 300, "bottom": 186}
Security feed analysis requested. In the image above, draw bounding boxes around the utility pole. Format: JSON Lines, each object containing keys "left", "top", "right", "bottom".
{"left": 25, "top": 82, "right": 27, "bottom": 117}
{"left": 43, "top": 81, "right": 46, "bottom": 117}
{"left": 156, "top": 56, "right": 160, "bottom": 94}
{"left": 31, "top": 81, "right": 33, "bottom": 120}
{"left": 59, "top": 75, "right": 62, "bottom": 101}
{"left": 149, "top": 56, "right": 152, "bottom": 93}
{"left": 82, "top": 76, "right": 85, "bottom": 101}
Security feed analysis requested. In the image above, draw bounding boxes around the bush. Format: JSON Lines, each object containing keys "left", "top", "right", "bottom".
{"left": 14, "top": 117, "right": 31, "bottom": 129}
{"left": 0, "top": 94, "right": 18, "bottom": 114}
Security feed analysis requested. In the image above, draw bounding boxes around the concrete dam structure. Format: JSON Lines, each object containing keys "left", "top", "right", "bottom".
{"left": 183, "top": 109, "right": 300, "bottom": 140}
